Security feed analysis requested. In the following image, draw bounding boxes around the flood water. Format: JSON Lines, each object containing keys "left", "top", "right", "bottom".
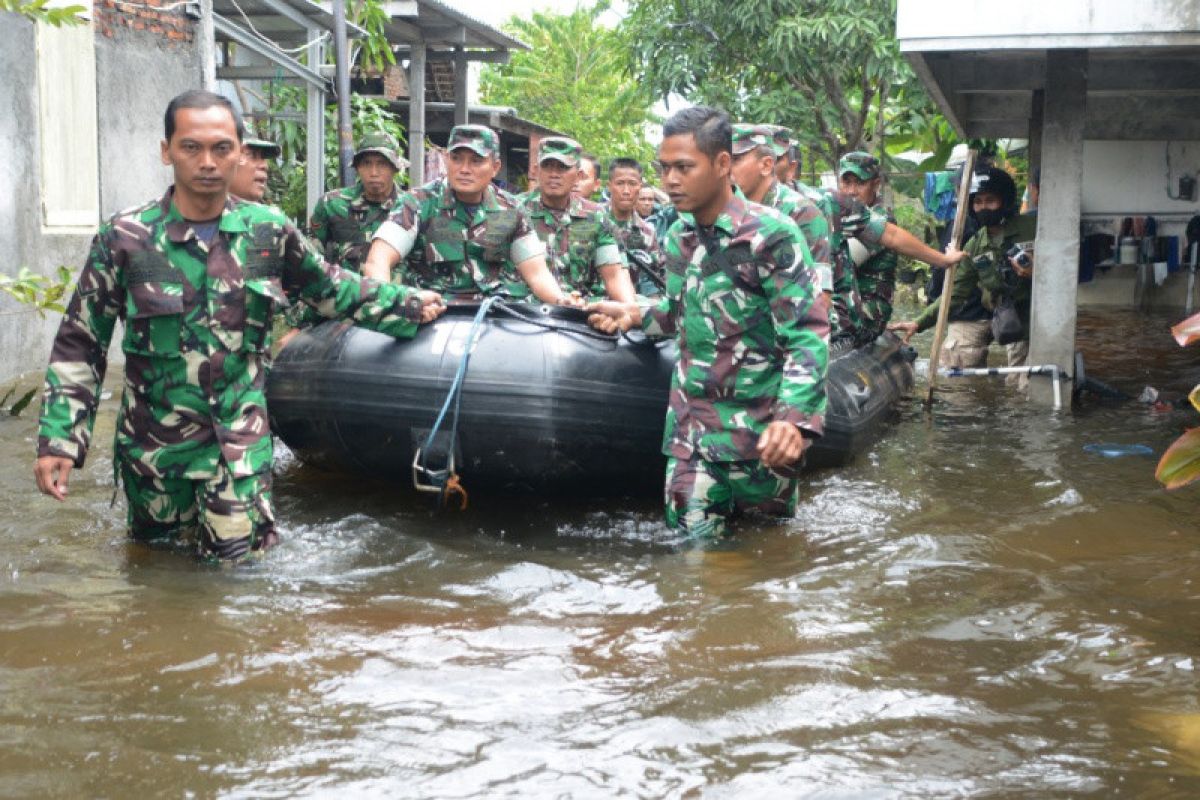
{"left": 3, "top": 307, "right": 1200, "bottom": 797}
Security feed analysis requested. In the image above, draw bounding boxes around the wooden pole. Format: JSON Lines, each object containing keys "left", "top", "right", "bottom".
{"left": 925, "top": 149, "right": 978, "bottom": 405}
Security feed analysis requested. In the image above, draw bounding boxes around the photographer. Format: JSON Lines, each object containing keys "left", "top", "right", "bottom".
{"left": 890, "top": 167, "right": 1035, "bottom": 372}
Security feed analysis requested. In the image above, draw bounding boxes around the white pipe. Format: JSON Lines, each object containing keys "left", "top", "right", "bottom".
{"left": 938, "top": 364, "right": 1063, "bottom": 410}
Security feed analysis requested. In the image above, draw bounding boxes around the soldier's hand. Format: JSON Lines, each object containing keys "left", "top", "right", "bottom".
{"left": 34, "top": 455, "right": 74, "bottom": 501}
{"left": 940, "top": 246, "right": 967, "bottom": 269}
{"left": 887, "top": 320, "right": 918, "bottom": 343}
{"left": 586, "top": 300, "right": 634, "bottom": 334}
{"left": 417, "top": 290, "right": 446, "bottom": 324}
{"left": 557, "top": 291, "right": 585, "bottom": 310}
{"left": 278, "top": 327, "right": 302, "bottom": 349}
{"left": 757, "top": 421, "right": 807, "bottom": 469}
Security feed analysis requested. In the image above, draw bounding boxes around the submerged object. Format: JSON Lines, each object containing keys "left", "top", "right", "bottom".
{"left": 267, "top": 303, "right": 914, "bottom": 492}
{"left": 1082, "top": 443, "right": 1155, "bottom": 458}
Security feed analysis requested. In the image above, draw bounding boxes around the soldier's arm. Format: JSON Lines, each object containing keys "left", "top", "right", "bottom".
{"left": 510, "top": 207, "right": 574, "bottom": 305}
{"left": 594, "top": 218, "right": 636, "bottom": 303}
{"left": 35, "top": 230, "right": 123, "bottom": 496}
{"left": 794, "top": 200, "right": 835, "bottom": 294}
{"left": 363, "top": 194, "right": 420, "bottom": 283}
{"left": 880, "top": 222, "right": 964, "bottom": 269}
{"left": 761, "top": 226, "right": 829, "bottom": 439}
{"left": 281, "top": 223, "right": 442, "bottom": 338}
{"left": 308, "top": 198, "right": 331, "bottom": 248}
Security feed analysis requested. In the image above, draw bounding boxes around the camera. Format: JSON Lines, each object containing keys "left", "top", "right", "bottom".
{"left": 1005, "top": 242, "right": 1033, "bottom": 270}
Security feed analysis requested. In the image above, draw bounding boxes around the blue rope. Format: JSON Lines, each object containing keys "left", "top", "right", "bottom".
{"left": 419, "top": 297, "right": 501, "bottom": 479}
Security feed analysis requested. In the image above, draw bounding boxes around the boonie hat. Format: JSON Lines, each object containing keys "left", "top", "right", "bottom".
{"left": 354, "top": 130, "right": 407, "bottom": 171}
{"left": 242, "top": 125, "right": 281, "bottom": 159}
{"left": 447, "top": 124, "right": 500, "bottom": 158}
{"left": 537, "top": 136, "right": 582, "bottom": 167}
{"left": 731, "top": 123, "right": 773, "bottom": 156}
{"left": 839, "top": 151, "right": 881, "bottom": 181}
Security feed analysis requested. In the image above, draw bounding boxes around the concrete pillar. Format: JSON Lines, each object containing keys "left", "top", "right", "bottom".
{"left": 199, "top": 0, "right": 216, "bottom": 89}
{"left": 453, "top": 46, "right": 469, "bottom": 126}
{"left": 1028, "top": 50, "right": 1087, "bottom": 405}
{"left": 306, "top": 26, "right": 325, "bottom": 217}
{"left": 1028, "top": 88, "right": 1043, "bottom": 180}
{"left": 409, "top": 44, "right": 426, "bottom": 187}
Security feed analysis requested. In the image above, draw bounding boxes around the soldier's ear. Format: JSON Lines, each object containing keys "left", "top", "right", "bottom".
{"left": 160, "top": 138, "right": 170, "bottom": 166}
{"left": 714, "top": 150, "right": 732, "bottom": 177}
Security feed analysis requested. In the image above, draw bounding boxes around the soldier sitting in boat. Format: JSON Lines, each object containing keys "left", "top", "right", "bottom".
{"left": 361, "top": 125, "right": 578, "bottom": 306}
{"left": 518, "top": 137, "right": 638, "bottom": 303}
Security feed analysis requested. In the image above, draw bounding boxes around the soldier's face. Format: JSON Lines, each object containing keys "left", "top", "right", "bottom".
{"left": 655, "top": 134, "right": 731, "bottom": 216}
{"left": 608, "top": 167, "right": 642, "bottom": 214}
{"left": 838, "top": 173, "right": 880, "bottom": 206}
{"left": 355, "top": 153, "right": 398, "bottom": 202}
{"left": 730, "top": 150, "right": 774, "bottom": 200}
{"left": 774, "top": 156, "right": 795, "bottom": 183}
{"left": 574, "top": 161, "right": 599, "bottom": 198}
{"left": 446, "top": 148, "right": 498, "bottom": 203}
{"left": 161, "top": 106, "right": 241, "bottom": 200}
{"left": 636, "top": 188, "right": 656, "bottom": 217}
{"left": 230, "top": 148, "right": 269, "bottom": 202}
{"left": 538, "top": 159, "right": 578, "bottom": 202}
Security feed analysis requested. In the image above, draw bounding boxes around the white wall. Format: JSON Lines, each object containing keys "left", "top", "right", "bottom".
{"left": 1082, "top": 140, "right": 1200, "bottom": 220}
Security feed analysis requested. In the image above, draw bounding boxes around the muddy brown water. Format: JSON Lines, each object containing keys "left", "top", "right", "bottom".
{"left": 2, "top": 308, "right": 1200, "bottom": 797}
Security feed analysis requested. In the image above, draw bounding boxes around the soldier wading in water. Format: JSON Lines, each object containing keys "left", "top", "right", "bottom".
{"left": 589, "top": 106, "right": 830, "bottom": 537}
{"left": 33, "top": 90, "right": 445, "bottom": 562}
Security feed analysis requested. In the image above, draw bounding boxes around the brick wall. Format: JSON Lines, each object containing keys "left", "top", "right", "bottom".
{"left": 93, "top": 0, "right": 195, "bottom": 43}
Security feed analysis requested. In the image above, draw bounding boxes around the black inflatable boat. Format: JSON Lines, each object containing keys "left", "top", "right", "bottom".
{"left": 267, "top": 303, "right": 914, "bottom": 493}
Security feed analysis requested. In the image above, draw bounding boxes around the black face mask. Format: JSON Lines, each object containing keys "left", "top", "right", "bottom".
{"left": 975, "top": 208, "right": 1007, "bottom": 227}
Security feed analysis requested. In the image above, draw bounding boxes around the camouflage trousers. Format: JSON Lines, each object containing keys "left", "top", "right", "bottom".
{"left": 664, "top": 455, "right": 800, "bottom": 538}
{"left": 119, "top": 460, "right": 277, "bottom": 561}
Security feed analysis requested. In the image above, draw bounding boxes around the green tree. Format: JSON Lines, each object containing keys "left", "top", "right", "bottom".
{"left": 2, "top": 0, "right": 87, "bottom": 26}
{"left": 622, "top": 0, "right": 935, "bottom": 170}
{"left": 480, "top": 1, "right": 658, "bottom": 169}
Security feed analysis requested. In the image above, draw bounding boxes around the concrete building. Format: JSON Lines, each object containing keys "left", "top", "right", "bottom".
{"left": 897, "top": 0, "right": 1200, "bottom": 404}
{"left": 1, "top": 2, "right": 201, "bottom": 385}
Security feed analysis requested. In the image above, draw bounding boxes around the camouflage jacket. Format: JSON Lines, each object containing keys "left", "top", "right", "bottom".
{"left": 641, "top": 193, "right": 829, "bottom": 462}
{"left": 852, "top": 203, "right": 900, "bottom": 340}
{"left": 607, "top": 208, "right": 664, "bottom": 295}
{"left": 37, "top": 190, "right": 425, "bottom": 480}
{"left": 309, "top": 179, "right": 398, "bottom": 273}
{"left": 372, "top": 178, "right": 545, "bottom": 297}
{"left": 806, "top": 185, "right": 888, "bottom": 341}
{"left": 761, "top": 180, "right": 832, "bottom": 293}
{"left": 520, "top": 192, "right": 625, "bottom": 298}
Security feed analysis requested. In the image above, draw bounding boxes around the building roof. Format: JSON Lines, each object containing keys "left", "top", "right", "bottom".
{"left": 897, "top": 0, "right": 1200, "bottom": 140}
{"left": 384, "top": 0, "right": 528, "bottom": 52}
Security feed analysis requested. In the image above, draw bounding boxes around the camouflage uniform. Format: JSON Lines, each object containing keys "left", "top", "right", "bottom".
{"left": 641, "top": 193, "right": 829, "bottom": 537}
{"left": 372, "top": 125, "right": 545, "bottom": 299}
{"left": 608, "top": 209, "right": 664, "bottom": 295}
{"left": 810, "top": 187, "right": 889, "bottom": 342}
{"left": 37, "top": 189, "right": 426, "bottom": 560}
{"left": 521, "top": 136, "right": 626, "bottom": 298}
{"left": 309, "top": 181, "right": 399, "bottom": 274}
{"left": 837, "top": 152, "right": 897, "bottom": 341}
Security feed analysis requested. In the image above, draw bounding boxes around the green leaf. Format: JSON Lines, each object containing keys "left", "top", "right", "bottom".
{"left": 1157, "top": 428, "right": 1200, "bottom": 490}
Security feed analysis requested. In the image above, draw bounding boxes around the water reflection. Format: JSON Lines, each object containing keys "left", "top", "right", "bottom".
{"left": 1, "top": 309, "right": 1199, "bottom": 796}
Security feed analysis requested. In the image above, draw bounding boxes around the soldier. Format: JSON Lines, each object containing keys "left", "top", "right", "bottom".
{"left": 309, "top": 131, "right": 406, "bottom": 274}
{"left": 604, "top": 157, "right": 664, "bottom": 295}
{"left": 837, "top": 151, "right": 899, "bottom": 340}
{"left": 766, "top": 125, "right": 801, "bottom": 190}
{"left": 228, "top": 130, "right": 280, "bottom": 203}
{"left": 588, "top": 106, "right": 828, "bottom": 538}
{"left": 32, "top": 90, "right": 444, "bottom": 562}
{"left": 361, "top": 124, "right": 572, "bottom": 305}
{"left": 520, "top": 137, "right": 636, "bottom": 301}
{"left": 573, "top": 152, "right": 602, "bottom": 200}
{"left": 731, "top": 123, "right": 835, "bottom": 301}
{"left": 636, "top": 186, "right": 657, "bottom": 219}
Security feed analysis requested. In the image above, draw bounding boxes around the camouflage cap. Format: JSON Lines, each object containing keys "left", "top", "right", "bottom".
{"left": 731, "top": 123, "right": 774, "bottom": 156}
{"left": 537, "top": 136, "right": 582, "bottom": 167}
{"left": 354, "top": 130, "right": 406, "bottom": 171}
{"left": 242, "top": 134, "right": 281, "bottom": 159}
{"left": 839, "top": 150, "right": 882, "bottom": 180}
{"left": 759, "top": 124, "right": 793, "bottom": 158}
{"left": 447, "top": 124, "right": 500, "bottom": 158}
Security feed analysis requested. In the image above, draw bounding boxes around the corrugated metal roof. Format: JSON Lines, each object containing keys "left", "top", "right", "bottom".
{"left": 385, "top": 0, "right": 529, "bottom": 51}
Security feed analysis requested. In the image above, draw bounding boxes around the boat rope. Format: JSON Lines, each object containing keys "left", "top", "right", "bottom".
{"left": 411, "top": 296, "right": 500, "bottom": 508}
{"left": 489, "top": 301, "right": 620, "bottom": 341}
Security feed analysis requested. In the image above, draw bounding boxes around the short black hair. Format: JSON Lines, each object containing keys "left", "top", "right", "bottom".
{"left": 580, "top": 152, "right": 601, "bottom": 177}
{"left": 786, "top": 145, "right": 801, "bottom": 166}
{"left": 607, "top": 157, "right": 643, "bottom": 177}
{"left": 164, "top": 89, "right": 243, "bottom": 142}
{"left": 662, "top": 106, "right": 731, "bottom": 161}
